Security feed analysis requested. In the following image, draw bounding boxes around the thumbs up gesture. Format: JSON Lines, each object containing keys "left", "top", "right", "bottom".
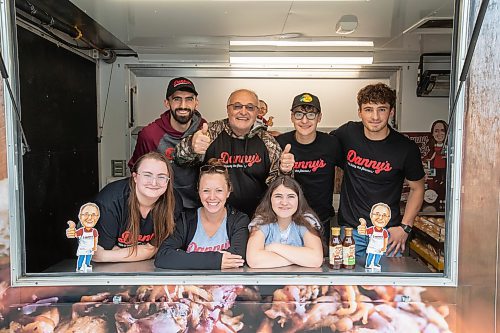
{"left": 192, "top": 123, "right": 212, "bottom": 155}
{"left": 357, "top": 218, "right": 367, "bottom": 235}
{"left": 267, "top": 116, "right": 274, "bottom": 127}
{"left": 66, "top": 220, "right": 77, "bottom": 238}
{"left": 279, "top": 144, "right": 295, "bottom": 173}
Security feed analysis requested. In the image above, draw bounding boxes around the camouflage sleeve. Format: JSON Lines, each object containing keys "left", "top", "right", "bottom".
{"left": 174, "top": 120, "right": 225, "bottom": 167}
{"left": 207, "top": 119, "right": 226, "bottom": 142}
{"left": 260, "top": 131, "right": 285, "bottom": 185}
{"left": 174, "top": 134, "right": 201, "bottom": 166}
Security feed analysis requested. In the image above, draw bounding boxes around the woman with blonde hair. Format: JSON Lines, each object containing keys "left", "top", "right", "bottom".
{"left": 246, "top": 176, "right": 323, "bottom": 268}
{"left": 155, "top": 158, "right": 249, "bottom": 269}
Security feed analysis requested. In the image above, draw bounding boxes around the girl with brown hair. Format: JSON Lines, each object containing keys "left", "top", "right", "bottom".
{"left": 155, "top": 158, "right": 249, "bottom": 269}
{"left": 92, "top": 151, "right": 180, "bottom": 262}
{"left": 246, "top": 176, "right": 323, "bottom": 268}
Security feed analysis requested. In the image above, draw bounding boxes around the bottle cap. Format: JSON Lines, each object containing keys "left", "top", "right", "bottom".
{"left": 331, "top": 227, "right": 340, "bottom": 235}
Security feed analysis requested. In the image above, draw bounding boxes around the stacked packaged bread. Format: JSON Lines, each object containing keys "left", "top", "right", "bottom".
{"left": 414, "top": 216, "right": 445, "bottom": 242}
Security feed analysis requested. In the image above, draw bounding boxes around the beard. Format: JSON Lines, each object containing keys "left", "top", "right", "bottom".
{"left": 171, "top": 108, "right": 194, "bottom": 124}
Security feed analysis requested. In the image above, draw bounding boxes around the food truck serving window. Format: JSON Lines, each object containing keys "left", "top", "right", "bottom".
{"left": 3, "top": 0, "right": 465, "bottom": 287}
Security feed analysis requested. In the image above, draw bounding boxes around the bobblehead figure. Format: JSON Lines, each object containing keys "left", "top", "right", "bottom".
{"left": 357, "top": 203, "right": 391, "bottom": 270}
{"left": 66, "top": 203, "right": 100, "bottom": 272}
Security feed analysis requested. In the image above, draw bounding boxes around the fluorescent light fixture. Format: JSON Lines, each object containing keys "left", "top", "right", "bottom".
{"left": 230, "top": 56, "right": 373, "bottom": 65}
{"left": 230, "top": 40, "right": 373, "bottom": 47}
{"left": 230, "top": 52, "right": 373, "bottom": 65}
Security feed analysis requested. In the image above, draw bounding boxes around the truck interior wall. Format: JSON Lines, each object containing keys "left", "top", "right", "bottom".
{"left": 97, "top": 61, "right": 449, "bottom": 185}
{"left": 399, "top": 63, "right": 450, "bottom": 131}
{"left": 17, "top": 26, "right": 99, "bottom": 271}
{"left": 97, "top": 58, "right": 134, "bottom": 187}
{"left": 133, "top": 65, "right": 449, "bottom": 132}
{"left": 134, "top": 77, "right": 390, "bottom": 132}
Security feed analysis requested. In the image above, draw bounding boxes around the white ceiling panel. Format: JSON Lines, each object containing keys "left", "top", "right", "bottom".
{"left": 69, "top": 0, "right": 454, "bottom": 59}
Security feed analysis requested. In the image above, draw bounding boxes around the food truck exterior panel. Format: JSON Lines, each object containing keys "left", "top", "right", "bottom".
{"left": 0, "top": 0, "right": 498, "bottom": 332}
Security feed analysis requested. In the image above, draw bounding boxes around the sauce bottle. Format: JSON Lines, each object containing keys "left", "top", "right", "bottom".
{"left": 342, "top": 227, "right": 356, "bottom": 269}
{"left": 329, "top": 227, "right": 342, "bottom": 269}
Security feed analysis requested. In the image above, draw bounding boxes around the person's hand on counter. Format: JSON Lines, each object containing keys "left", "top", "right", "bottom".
{"left": 219, "top": 251, "right": 245, "bottom": 269}
{"left": 92, "top": 244, "right": 157, "bottom": 262}
{"left": 263, "top": 236, "right": 323, "bottom": 268}
{"left": 91, "top": 245, "right": 107, "bottom": 262}
{"left": 386, "top": 226, "right": 408, "bottom": 256}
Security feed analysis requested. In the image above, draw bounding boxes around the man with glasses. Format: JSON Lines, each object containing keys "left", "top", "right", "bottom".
{"left": 331, "top": 83, "right": 425, "bottom": 257}
{"left": 175, "top": 89, "right": 294, "bottom": 217}
{"left": 129, "top": 77, "right": 206, "bottom": 208}
{"left": 276, "top": 93, "right": 343, "bottom": 248}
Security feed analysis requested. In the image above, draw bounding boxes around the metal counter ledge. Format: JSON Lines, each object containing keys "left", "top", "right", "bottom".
{"left": 43, "top": 256, "right": 433, "bottom": 276}
{"left": 15, "top": 256, "right": 449, "bottom": 287}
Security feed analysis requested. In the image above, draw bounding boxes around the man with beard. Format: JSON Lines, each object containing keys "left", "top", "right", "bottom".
{"left": 129, "top": 77, "right": 206, "bottom": 208}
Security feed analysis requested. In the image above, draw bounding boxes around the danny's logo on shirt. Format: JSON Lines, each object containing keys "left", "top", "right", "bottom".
{"left": 218, "top": 152, "right": 262, "bottom": 168}
{"left": 346, "top": 149, "right": 392, "bottom": 174}
{"left": 118, "top": 231, "right": 155, "bottom": 246}
{"left": 187, "top": 240, "right": 230, "bottom": 253}
{"left": 80, "top": 234, "right": 95, "bottom": 240}
{"left": 164, "top": 147, "right": 175, "bottom": 161}
{"left": 293, "top": 159, "right": 327, "bottom": 173}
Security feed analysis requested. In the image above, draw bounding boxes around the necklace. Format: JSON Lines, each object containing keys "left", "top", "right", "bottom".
{"left": 279, "top": 223, "right": 293, "bottom": 244}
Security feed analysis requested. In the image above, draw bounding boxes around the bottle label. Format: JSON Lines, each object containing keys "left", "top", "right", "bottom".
{"left": 329, "top": 245, "right": 342, "bottom": 265}
{"left": 342, "top": 245, "right": 356, "bottom": 266}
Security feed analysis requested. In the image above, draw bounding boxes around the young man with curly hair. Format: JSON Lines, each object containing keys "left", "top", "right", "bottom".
{"left": 332, "top": 83, "right": 425, "bottom": 257}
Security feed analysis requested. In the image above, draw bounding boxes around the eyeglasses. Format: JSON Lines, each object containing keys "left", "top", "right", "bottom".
{"left": 81, "top": 212, "right": 98, "bottom": 218}
{"left": 200, "top": 165, "right": 227, "bottom": 173}
{"left": 371, "top": 212, "right": 390, "bottom": 219}
{"left": 292, "top": 111, "right": 319, "bottom": 120}
{"left": 136, "top": 172, "right": 170, "bottom": 186}
{"left": 227, "top": 103, "right": 259, "bottom": 112}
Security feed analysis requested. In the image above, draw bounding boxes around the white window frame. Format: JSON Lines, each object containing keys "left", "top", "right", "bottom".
{"left": 2, "top": 0, "right": 470, "bottom": 287}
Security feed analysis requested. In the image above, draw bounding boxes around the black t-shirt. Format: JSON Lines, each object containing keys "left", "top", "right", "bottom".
{"left": 94, "top": 178, "right": 182, "bottom": 250}
{"left": 277, "top": 131, "right": 343, "bottom": 221}
{"left": 204, "top": 131, "right": 271, "bottom": 217}
{"left": 333, "top": 122, "right": 425, "bottom": 228}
